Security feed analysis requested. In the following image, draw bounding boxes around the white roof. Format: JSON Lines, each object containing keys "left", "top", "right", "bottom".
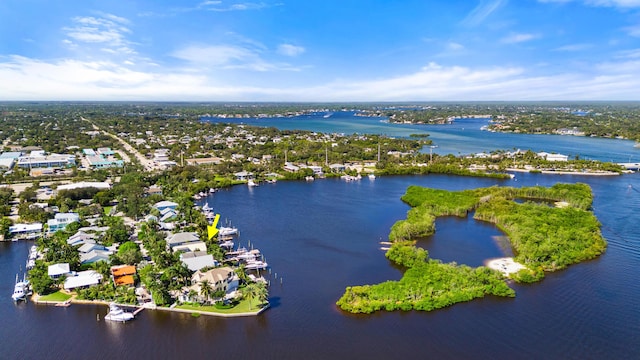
{"left": 48, "top": 263, "right": 71, "bottom": 276}
{"left": 154, "top": 200, "right": 178, "bottom": 209}
{"left": 9, "top": 223, "right": 43, "bottom": 233}
{"left": 57, "top": 182, "right": 111, "bottom": 191}
{"left": 64, "top": 270, "right": 103, "bottom": 290}
{"left": 0, "top": 158, "right": 14, "bottom": 169}
{"left": 181, "top": 253, "right": 216, "bottom": 271}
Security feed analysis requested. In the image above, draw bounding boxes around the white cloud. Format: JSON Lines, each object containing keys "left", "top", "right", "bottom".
{"left": 447, "top": 42, "right": 465, "bottom": 51}
{"left": 554, "top": 43, "right": 593, "bottom": 51}
{"left": 63, "top": 14, "right": 135, "bottom": 56}
{"left": 625, "top": 25, "right": 640, "bottom": 37}
{"left": 501, "top": 33, "right": 539, "bottom": 44}
{"left": 277, "top": 44, "right": 305, "bottom": 56}
{"left": 171, "top": 44, "right": 301, "bottom": 71}
{"left": 462, "top": 0, "right": 507, "bottom": 26}
{"left": 2, "top": 54, "right": 640, "bottom": 101}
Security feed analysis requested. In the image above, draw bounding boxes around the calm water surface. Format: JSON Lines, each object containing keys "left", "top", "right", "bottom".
{"left": 2, "top": 172, "right": 640, "bottom": 359}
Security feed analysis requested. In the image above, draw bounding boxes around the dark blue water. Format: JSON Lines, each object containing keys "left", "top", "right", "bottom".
{"left": 2, "top": 172, "right": 640, "bottom": 359}
{"left": 202, "top": 111, "right": 640, "bottom": 163}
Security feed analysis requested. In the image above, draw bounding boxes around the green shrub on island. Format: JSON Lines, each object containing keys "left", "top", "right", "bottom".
{"left": 336, "top": 244, "right": 515, "bottom": 314}
{"left": 338, "top": 182, "right": 606, "bottom": 314}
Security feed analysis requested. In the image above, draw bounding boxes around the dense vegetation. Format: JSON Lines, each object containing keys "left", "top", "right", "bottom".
{"left": 336, "top": 242, "right": 515, "bottom": 313}
{"left": 337, "top": 183, "right": 606, "bottom": 314}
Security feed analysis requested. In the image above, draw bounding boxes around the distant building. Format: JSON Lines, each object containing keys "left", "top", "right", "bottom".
{"left": 16, "top": 152, "right": 76, "bottom": 169}
{"left": 57, "top": 182, "right": 111, "bottom": 192}
{"left": 153, "top": 200, "right": 178, "bottom": 212}
{"left": 537, "top": 152, "right": 569, "bottom": 162}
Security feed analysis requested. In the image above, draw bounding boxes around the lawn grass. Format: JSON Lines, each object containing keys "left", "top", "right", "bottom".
{"left": 176, "top": 297, "right": 265, "bottom": 314}
{"left": 38, "top": 291, "right": 72, "bottom": 302}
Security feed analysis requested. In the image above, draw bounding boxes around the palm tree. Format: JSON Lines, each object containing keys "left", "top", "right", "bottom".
{"left": 199, "top": 280, "right": 213, "bottom": 304}
{"left": 187, "top": 289, "right": 198, "bottom": 303}
{"left": 243, "top": 282, "right": 268, "bottom": 310}
{"left": 243, "top": 283, "right": 259, "bottom": 309}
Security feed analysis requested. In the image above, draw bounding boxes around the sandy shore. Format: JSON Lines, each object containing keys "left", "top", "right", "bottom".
{"left": 486, "top": 257, "right": 526, "bottom": 276}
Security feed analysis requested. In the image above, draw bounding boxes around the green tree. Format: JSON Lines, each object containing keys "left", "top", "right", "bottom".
{"left": 199, "top": 280, "right": 213, "bottom": 304}
{"left": 116, "top": 241, "right": 142, "bottom": 265}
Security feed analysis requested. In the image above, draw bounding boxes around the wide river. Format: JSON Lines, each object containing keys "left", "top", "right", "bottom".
{"left": 202, "top": 111, "right": 640, "bottom": 163}
{"left": 2, "top": 115, "right": 640, "bottom": 359}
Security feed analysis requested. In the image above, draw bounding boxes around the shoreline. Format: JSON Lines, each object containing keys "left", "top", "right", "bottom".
{"left": 485, "top": 257, "right": 526, "bottom": 276}
{"left": 32, "top": 294, "right": 268, "bottom": 318}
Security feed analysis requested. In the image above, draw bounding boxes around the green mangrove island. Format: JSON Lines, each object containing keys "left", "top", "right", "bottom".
{"left": 336, "top": 183, "right": 607, "bottom": 314}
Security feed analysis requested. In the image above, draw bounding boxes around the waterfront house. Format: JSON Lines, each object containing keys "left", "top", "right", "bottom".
{"left": 111, "top": 265, "right": 137, "bottom": 286}
{"left": 64, "top": 270, "right": 102, "bottom": 290}
{"left": 283, "top": 162, "right": 300, "bottom": 172}
{"left": 329, "top": 163, "right": 346, "bottom": 173}
{"left": 183, "top": 266, "right": 237, "bottom": 302}
{"left": 537, "top": 152, "right": 569, "bottom": 162}
{"left": 48, "top": 263, "right": 71, "bottom": 279}
{"left": 234, "top": 171, "right": 254, "bottom": 181}
{"left": 8, "top": 223, "right": 43, "bottom": 240}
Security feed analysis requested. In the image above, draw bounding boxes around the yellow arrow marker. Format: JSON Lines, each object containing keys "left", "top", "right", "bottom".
{"left": 207, "top": 214, "right": 221, "bottom": 240}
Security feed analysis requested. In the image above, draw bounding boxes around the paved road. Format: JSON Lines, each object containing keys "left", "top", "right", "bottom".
{"left": 83, "top": 118, "right": 157, "bottom": 171}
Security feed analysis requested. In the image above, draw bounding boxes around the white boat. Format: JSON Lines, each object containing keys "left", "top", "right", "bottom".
{"left": 368, "top": 173, "right": 376, "bottom": 180}
{"left": 219, "top": 226, "right": 238, "bottom": 236}
{"left": 202, "top": 203, "right": 212, "bottom": 212}
{"left": 247, "top": 179, "right": 259, "bottom": 187}
{"left": 266, "top": 179, "right": 277, "bottom": 184}
{"left": 104, "top": 303, "right": 135, "bottom": 322}
{"left": 220, "top": 240, "right": 234, "bottom": 248}
{"left": 12, "top": 274, "right": 30, "bottom": 302}
{"left": 305, "top": 176, "right": 314, "bottom": 181}
{"left": 245, "top": 260, "right": 268, "bottom": 270}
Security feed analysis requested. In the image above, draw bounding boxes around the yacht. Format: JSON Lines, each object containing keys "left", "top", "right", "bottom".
{"left": 219, "top": 226, "right": 238, "bottom": 236}
{"left": 12, "top": 274, "right": 30, "bottom": 302}
{"left": 368, "top": 173, "right": 376, "bottom": 180}
{"left": 104, "top": 303, "right": 135, "bottom": 322}
{"left": 247, "top": 179, "right": 259, "bottom": 187}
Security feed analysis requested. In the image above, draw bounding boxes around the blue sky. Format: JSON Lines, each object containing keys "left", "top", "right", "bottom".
{"left": 1, "top": 0, "right": 640, "bottom": 101}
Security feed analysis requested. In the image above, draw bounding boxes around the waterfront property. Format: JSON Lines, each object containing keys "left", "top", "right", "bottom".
{"left": 111, "top": 265, "right": 137, "bottom": 286}
{"left": 47, "top": 263, "right": 71, "bottom": 279}
{"left": 8, "top": 223, "right": 43, "bottom": 240}
{"left": 64, "top": 270, "right": 102, "bottom": 290}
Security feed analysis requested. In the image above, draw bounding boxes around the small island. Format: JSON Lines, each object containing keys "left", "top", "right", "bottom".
{"left": 336, "top": 183, "right": 606, "bottom": 314}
